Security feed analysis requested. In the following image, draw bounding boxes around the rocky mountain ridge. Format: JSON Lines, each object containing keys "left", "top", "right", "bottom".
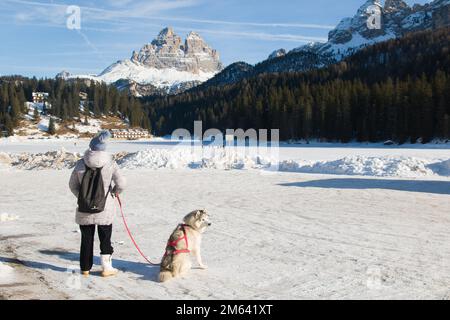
{"left": 60, "top": 27, "right": 222, "bottom": 96}
{"left": 201, "top": 0, "right": 449, "bottom": 88}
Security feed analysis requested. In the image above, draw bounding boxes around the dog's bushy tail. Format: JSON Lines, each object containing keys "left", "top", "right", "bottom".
{"left": 158, "top": 270, "right": 173, "bottom": 282}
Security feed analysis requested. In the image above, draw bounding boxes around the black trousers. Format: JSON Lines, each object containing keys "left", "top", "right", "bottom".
{"left": 79, "top": 225, "right": 114, "bottom": 272}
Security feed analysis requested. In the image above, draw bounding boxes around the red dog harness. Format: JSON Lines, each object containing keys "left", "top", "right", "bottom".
{"left": 164, "top": 224, "right": 190, "bottom": 256}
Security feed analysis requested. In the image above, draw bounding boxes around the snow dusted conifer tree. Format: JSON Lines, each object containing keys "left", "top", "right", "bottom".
{"left": 33, "top": 107, "right": 40, "bottom": 123}
{"left": 48, "top": 118, "right": 56, "bottom": 135}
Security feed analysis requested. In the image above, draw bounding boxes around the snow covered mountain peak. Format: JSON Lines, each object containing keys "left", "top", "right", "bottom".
{"left": 153, "top": 27, "right": 178, "bottom": 45}
{"left": 384, "top": 0, "right": 410, "bottom": 13}
{"left": 56, "top": 70, "right": 71, "bottom": 80}
{"left": 61, "top": 27, "right": 222, "bottom": 96}
{"left": 312, "top": 0, "right": 449, "bottom": 57}
{"left": 356, "top": 0, "right": 382, "bottom": 14}
{"left": 130, "top": 27, "right": 222, "bottom": 74}
{"left": 232, "top": 0, "right": 449, "bottom": 87}
{"left": 268, "top": 49, "right": 287, "bottom": 60}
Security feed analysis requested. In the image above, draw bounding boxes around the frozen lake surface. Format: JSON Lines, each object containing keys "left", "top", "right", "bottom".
{"left": 0, "top": 139, "right": 449, "bottom": 299}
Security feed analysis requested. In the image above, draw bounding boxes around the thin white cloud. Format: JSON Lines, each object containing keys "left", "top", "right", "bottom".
{"left": 175, "top": 27, "right": 328, "bottom": 43}
{"left": 2, "top": 0, "right": 202, "bottom": 21}
{"left": 0, "top": 64, "right": 98, "bottom": 73}
{"left": 2, "top": 0, "right": 335, "bottom": 30}
{"left": 140, "top": 16, "right": 336, "bottom": 30}
{"left": 106, "top": 0, "right": 134, "bottom": 7}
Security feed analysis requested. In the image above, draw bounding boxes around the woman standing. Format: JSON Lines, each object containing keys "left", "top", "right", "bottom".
{"left": 69, "top": 130, "right": 126, "bottom": 277}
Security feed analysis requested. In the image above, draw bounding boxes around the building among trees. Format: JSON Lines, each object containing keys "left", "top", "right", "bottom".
{"left": 110, "top": 128, "right": 151, "bottom": 140}
{"left": 32, "top": 92, "right": 49, "bottom": 104}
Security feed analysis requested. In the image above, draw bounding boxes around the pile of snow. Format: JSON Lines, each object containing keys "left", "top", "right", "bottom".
{"left": 117, "top": 147, "right": 272, "bottom": 170}
{"left": 428, "top": 159, "right": 450, "bottom": 177}
{"left": 0, "top": 213, "right": 19, "bottom": 222}
{"left": 279, "top": 156, "right": 437, "bottom": 177}
{"left": 117, "top": 149, "right": 450, "bottom": 177}
{"left": 9, "top": 149, "right": 81, "bottom": 170}
{"left": 2, "top": 147, "right": 450, "bottom": 178}
{"left": 117, "top": 148, "right": 197, "bottom": 169}
{"left": 200, "top": 151, "right": 266, "bottom": 170}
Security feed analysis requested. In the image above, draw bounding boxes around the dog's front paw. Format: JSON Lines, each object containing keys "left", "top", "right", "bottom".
{"left": 199, "top": 264, "right": 208, "bottom": 270}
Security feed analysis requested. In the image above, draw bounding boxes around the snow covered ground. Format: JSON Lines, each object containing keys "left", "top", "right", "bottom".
{"left": 0, "top": 140, "right": 449, "bottom": 299}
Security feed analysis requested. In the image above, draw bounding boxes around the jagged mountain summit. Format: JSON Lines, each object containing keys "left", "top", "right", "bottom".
{"left": 316, "top": 0, "right": 450, "bottom": 58}
{"left": 203, "top": 0, "right": 449, "bottom": 88}
{"left": 131, "top": 27, "right": 222, "bottom": 73}
{"left": 62, "top": 27, "right": 223, "bottom": 96}
{"left": 268, "top": 49, "right": 287, "bottom": 60}
{"left": 279, "top": 0, "right": 449, "bottom": 66}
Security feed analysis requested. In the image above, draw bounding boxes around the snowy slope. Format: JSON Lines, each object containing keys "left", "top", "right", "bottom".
{"left": 74, "top": 59, "right": 216, "bottom": 90}
{"left": 13, "top": 102, "right": 128, "bottom": 139}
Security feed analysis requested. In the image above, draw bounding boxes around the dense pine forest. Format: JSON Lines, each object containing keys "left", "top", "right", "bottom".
{"left": 0, "top": 77, "right": 150, "bottom": 136}
{"left": 144, "top": 27, "right": 450, "bottom": 143}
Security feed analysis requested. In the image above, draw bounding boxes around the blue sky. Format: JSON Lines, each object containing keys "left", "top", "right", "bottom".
{"left": 0, "top": 0, "right": 431, "bottom": 78}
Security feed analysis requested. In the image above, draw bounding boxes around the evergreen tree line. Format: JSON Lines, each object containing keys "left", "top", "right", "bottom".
{"left": 144, "top": 27, "right": 450, "bottom": 143}
{"left": 0, "top": 77, "right": 150, "bottom": 136}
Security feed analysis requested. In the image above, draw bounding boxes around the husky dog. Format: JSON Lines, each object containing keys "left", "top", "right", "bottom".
{"left": 159, "top": 210, "right": 211, "bottom": 282}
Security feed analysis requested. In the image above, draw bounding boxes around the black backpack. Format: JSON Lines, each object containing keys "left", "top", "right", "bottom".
{"left": 77, "top": 162, "right": 110, "bottom": 214}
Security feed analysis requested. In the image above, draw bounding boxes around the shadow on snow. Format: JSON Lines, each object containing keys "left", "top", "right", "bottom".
{"left": 279, "top": 178, "right": 450, "bottom": 195}
{"left": 0, "top": 250, "right": 159, "bottom": 282}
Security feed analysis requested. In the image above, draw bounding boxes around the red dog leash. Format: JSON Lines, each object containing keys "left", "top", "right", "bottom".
{"left": 116, "top": 194, "right": 160, "bottom": 266}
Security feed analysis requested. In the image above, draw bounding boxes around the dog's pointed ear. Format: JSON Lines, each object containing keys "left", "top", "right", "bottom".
{"left": 195, "top": 210, "right": 201, "bottom": 218}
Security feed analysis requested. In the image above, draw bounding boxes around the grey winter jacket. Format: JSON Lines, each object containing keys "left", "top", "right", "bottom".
{"left": 69, "top": 150, "right": 126, "bottom": 226}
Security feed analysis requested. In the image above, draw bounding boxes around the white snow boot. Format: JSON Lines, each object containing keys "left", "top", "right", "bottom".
{"left": 101, "top": 254, "right": 118, "bottom": 277}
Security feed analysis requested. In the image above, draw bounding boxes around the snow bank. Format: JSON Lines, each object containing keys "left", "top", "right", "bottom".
{"left": 199, "top": 150, "right": 269, "bottom": 170}
{"left": 428, "top": 159, "right": 450, "bottom": 177}
{"left": 279, "top": 156, "right": 436, "bottom": 177}
{"left": 9, "top": 149, "right": 81, "bottom": 170}
{"left": 118, "top": 148, "right": 270, "bottom": 170}
{"left": 117, "top": 149, "right": 450, "bottom": 177}
{"left": 117, "top": 148, "right": 198, "bottom": 169}
{"left": 1, "top": 148, "right": 450, "bottom": 178}
{"left": 0, "top": 213, "right": 19, "bottom": 222}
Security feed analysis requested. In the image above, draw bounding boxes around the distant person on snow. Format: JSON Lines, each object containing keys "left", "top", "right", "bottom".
{"left": 69, "top": 130, "right": 126, "bottom": 277}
